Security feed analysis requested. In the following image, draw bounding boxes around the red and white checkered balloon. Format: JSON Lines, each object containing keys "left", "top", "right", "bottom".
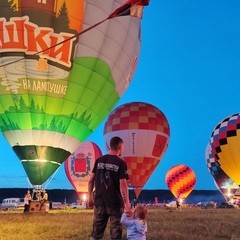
{"left": 104, "top": 102, "right": 170, "bottom": 198}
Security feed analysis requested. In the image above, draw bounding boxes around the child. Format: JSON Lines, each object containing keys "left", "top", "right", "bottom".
{"left": 121, "top": 205, "right": 147, "bottom": 240}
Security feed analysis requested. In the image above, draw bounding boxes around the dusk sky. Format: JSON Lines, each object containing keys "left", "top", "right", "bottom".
{"left": 1, "top": 1, "right": 240, "bottom": 192}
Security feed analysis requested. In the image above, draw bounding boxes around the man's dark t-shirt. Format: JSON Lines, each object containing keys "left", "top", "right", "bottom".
{"left": 92, "top": 154, "right": 129, "bottom": 208}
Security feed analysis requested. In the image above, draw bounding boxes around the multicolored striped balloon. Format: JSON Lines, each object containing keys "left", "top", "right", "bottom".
{"left": 165, "top": 164, "right": 196, "bottom": 200}
{"left": 210, "top": 113, "right": 240, "bottom": 185}
{"left": 104, "top": 102, "right": 170, "bottom": 198}
{"left": 205, "top": 143, "right": 239, "bottom": 199}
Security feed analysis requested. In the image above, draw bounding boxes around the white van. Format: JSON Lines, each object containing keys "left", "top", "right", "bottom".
{"left": 51, "top": 202, "right": 66, "bottom": 210}
{"left": 0, "top": 198, "right": 25, "bottom": 210}
{"left": 70, "top": 202, "right": 86, "bottom": 209}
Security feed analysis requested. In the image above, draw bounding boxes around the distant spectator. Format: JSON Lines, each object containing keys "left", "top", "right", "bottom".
{"left": 49, "top": 201, "right": 53, "bottom": 210}
{"left": 176, "top": 198, "right": 181, "bottom": 211}
{"left": 39, "top": 190, "right": 48, "bottom": 211}
{"left": 23, "top": 190, "right": 32, "bottom": 213}
{"left": 132, "top": 199, "right": 137, "bottom": 208}
{"left": 42, "top": 190, "right": 48, "bottom": 202}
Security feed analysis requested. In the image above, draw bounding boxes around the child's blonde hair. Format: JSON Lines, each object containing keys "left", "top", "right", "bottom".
{"left": 133, "top": 205, "right": 147, "bottom": 220}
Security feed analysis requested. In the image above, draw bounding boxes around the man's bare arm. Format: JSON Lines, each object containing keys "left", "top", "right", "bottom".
{"left": 88, "top": 173, "right": 95, "bottom": 208}
{"left": 120, "top": 178, "right": 132, "bottom": 215}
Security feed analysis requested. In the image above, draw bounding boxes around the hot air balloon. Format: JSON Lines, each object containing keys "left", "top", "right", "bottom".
{"left": 104, "top": 102, "right": 170, "bottom": 198}
{"left": 205, "top": 143, "right": 239, "bottom": 201}
{"left": 64, "top": 141, "right": 104, "bottom": 202}
{"left": 165, "top": 164, "right": 196, "bottom": 201}
{"left": 0, "top": 0, "right": 148, "bottom": 185}
{"left": 210, "top": 113, "right": 240, "bottom": 185}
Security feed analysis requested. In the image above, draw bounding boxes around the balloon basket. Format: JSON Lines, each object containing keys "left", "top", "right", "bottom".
{"left": 29, "top": 201, "right": 49, "bottom": 213}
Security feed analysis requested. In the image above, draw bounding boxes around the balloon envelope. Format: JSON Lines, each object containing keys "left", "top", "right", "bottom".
{"left": 165, "top": 164, "right": 196, "bottom": 200}
{"left": 205, "top": 143, "right": 239, "bottom": 198}
{"left": 0, "top": 0, "right": 143, "bottom": 184}
{"left": 210, "top": 113, "right": 240, "bottom": 185}
{"left": 64, "top": 141, "right": 104, "bottom": 199}
{"left": 104, "top": 102, "right": 170, "bottom": 198}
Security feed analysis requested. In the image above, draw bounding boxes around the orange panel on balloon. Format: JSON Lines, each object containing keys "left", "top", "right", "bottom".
{"left": 126, "top": 156, "right": 159, "bottom": 188}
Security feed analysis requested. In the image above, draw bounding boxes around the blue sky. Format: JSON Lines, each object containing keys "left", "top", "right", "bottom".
{"left": 1, "top": 0, "right": 240, "bottom": 191}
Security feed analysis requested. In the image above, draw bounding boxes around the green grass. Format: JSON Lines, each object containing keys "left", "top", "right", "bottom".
{"left": 0, "top": 207, "right": 239, "bottom": 240}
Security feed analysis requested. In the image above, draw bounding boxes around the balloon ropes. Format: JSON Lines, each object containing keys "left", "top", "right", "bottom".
{"left": 165, "top": 164, "right": 196, "bottom": 201}
{"left": 104, "top": 102, "right": 170, "bottom": 198}
{"left": 64, "top": 141, "right": 104, "bottom": 202}
{"left": 205, "top": 143, "right": 239, "bottom": 201}
{"left": 0, "top": 0, "right": 150, "bottom": 186}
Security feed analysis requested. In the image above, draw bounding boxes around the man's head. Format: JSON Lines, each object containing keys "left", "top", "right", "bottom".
{"left": 110, "top": 136, "right": 124, "bottom": 156}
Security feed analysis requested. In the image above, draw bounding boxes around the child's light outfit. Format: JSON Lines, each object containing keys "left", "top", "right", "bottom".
{"left": 121, "top": 212, "right": 147, "bottom": 240}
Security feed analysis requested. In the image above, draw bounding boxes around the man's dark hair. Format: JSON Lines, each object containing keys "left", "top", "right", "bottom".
{"left": 110, "top": 136, "right": 123, "bottom": 150}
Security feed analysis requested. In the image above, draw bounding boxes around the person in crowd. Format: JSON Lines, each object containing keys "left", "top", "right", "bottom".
{"left": 39, "top": 189, "right": 48, "bottom": 211}
{"left": 88, "top": 136, "right": 132, "bottom": 240}
{"left": 23, "top": 190, "right": 32, "bottom": 213}
{"left": 42, "top": 190, "right": 48, "bottom": 202}
{"left": 132, "top": 199, "right": 137, "bottom": 209}
{"left": 176, "top": 197, "right": 181, "bottom": 211}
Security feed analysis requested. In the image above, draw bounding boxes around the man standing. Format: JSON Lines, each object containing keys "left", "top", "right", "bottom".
{"left": 39, "top": 189, "right": 48, "bottom": 211}
{"left": 176, "top": 197, "right": 181, "bottom": 211}
{"left": 23, "top": 190, "right": 32, "bottom": 213}
{"left": 88, "top": 136, "right": 132, "bottom": 240}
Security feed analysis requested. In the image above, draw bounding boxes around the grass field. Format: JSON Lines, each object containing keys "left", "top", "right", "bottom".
{"left": 0, "top": 206, "right": 239, "bottom": 240}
